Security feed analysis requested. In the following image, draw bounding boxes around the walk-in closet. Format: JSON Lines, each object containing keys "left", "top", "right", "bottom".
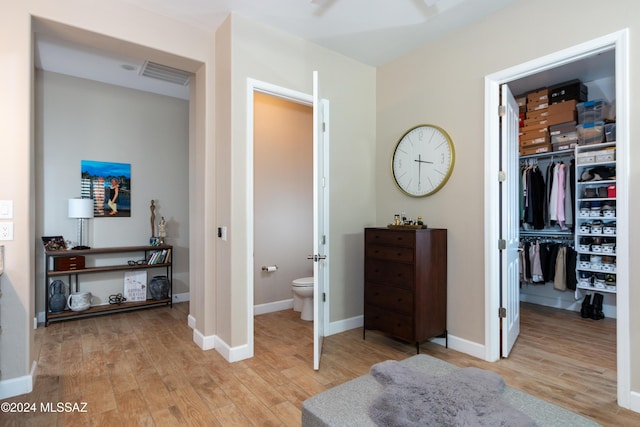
{"left": 508, "top": 48, "right": 618, "bottom": 329}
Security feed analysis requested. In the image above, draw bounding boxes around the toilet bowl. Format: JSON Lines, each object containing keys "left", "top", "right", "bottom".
{"left": 291, "top": 277, "right": 314, "bottom": 321}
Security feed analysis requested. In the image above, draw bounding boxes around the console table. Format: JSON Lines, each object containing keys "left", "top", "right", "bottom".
{"left": 44, "top": 245, "right": 172, "bottom": 326}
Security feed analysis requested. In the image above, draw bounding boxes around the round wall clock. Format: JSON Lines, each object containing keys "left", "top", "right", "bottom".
{"left": 391, "top": 124, "right": 455, "bottom": 197}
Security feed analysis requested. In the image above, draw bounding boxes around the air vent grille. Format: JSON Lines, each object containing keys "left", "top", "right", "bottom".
{"left": 140, "top": 61, "right": 190, "bottom": 86}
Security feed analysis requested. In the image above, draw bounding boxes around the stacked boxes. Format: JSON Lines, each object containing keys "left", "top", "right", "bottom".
{"left": 519, "top": 88, "right": 551, "bottom": 155}
{"left": 519, "top": 80, "right": 589, "bottom": 155}
{"left": 576, "top": 99, "right": 612, "bottom": 145}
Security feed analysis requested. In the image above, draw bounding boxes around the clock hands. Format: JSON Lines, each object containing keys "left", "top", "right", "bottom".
{"left": 415, "top": 155, "right": 434, "bottom": 189}
{"left": 414, "top": 158, "right": 433, "bottom": 164}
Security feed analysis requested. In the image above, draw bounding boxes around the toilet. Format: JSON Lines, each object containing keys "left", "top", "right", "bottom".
{"left": 291, "top": 277, "right": 314, "bottom": 321}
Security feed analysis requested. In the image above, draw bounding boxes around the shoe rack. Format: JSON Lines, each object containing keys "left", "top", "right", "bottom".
{"left": 574, "top": 121, "right": 617, "bottom": 295}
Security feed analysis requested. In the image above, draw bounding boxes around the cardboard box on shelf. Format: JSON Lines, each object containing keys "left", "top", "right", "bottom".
{"left": 520, "top": 143, "right": 552, "bottom": 156}
{"left": 527, "top": 98, "right": 549, "bottom": 112}
{"left": 521, "top": 122, "right": 549, "bottom": 134}
{"left": 525, "top": 108, "right": 549, "bottom": 121}
{"left": 520, "top": 131, "right": 550, "bottom": 147}
{"left": 546, "top": 110, "right": 578, "bottom": 127}
{"left": 523, "top": 116, "right": 549, "bottom": 128}
{"left": 548, "top": 99, "right": 578, "bottom": 116}
{"left": 527, "top": 88, "right": 548, "bottom": 103}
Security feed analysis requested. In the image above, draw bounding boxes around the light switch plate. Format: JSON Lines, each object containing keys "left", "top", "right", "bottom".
{"left": 0, "top": 200, "right": 13, "bottom": 219}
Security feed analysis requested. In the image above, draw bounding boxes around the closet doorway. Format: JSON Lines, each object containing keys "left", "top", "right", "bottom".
{"left": 484, "top": 30, "right": 631, "bottom": 407}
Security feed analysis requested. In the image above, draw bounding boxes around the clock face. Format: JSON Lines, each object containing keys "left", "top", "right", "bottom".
{"left": 391, "top": 124, "right": 455, "bottom": 197}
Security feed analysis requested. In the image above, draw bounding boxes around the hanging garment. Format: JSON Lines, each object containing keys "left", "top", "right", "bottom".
{"left": 565, "top": 246, "right": 577, "bottom": 291}
{"left": 531, "top": 241, "right": 544, "bottom": 283}
{"left": 565, "top": 160, "right": 574, "bottom": 227}
{"left": 554, "top": 246, "right": 567, "bottom": 291}
{"left": 539, "top": 242, "right": 553, "bottom": 282}
{"left": 549, "top": 163, "right": 560, "bottom": 222}
{"left": 522, "top": 241, "right": 532, "bottom": 281}
{"left": 557, "top": 163, "right": 567, "bottom": 230}
{"left": 547, "top": 243, "right": 559, "bottom": 283}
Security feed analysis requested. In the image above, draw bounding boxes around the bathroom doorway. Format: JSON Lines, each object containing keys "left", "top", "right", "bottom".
{"left": 253, "top": 91, "right": 314, "bottom": 312}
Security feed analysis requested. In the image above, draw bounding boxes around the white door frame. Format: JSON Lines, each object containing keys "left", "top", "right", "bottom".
{"left": 246, "top": 77, "right": 328, "bottom": 361}
{"left": 483, "top": 29, "right": 630, "bottom": 408}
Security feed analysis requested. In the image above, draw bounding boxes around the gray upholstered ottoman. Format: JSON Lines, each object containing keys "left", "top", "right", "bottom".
{"left": 302, "top": 354, "right": 599, "bottom": 427}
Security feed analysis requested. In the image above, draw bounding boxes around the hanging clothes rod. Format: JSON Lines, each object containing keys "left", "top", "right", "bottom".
{"left": 520, "top": 148, "right": 574, "bottom": 161}
{"left": 520, "top": 232, "right": 574, "bottom": 240}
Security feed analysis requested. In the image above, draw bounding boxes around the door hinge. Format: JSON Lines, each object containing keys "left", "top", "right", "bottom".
{"left": 499, "top": 307, "right": 506, "bottom": 318}
{"left": 498, "top": 239, "right": 506, "bottom": 250}
{"left": 322, "top": 122, "right": 326, "bottom": 132}
{"left": 498, "top": 170, "right": 506, "bottom": 182}
{"left": 323, "top": 292, "right": 326, "bottom": 302}
{"left": 499, "top": 105, "right": 506, "bottom": 117}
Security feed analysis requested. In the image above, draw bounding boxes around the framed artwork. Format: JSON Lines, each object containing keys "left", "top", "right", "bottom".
{"left": 81, "top": 160, "right": 131, "bottom": 217}
{"left": 41, "top": 236, "right": 67, "bottom": 251}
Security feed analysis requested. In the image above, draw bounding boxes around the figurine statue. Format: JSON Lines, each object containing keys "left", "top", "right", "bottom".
{"left": 158, "top": 217, "right": 167, "bottom": 244}
{"left": 150, "top": 200, "right": 156, "bottom": 237}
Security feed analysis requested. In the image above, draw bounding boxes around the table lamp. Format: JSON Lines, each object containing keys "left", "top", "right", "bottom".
{"left": 68, "top": 198, "right": 94, "bottom": 249}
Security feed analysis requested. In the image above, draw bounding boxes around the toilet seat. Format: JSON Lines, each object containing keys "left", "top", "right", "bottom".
{"left": 292, "top": 277, "right": 314, "bottom": 287}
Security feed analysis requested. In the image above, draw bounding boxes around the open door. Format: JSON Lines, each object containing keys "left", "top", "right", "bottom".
{"left": 312, "top": 71, "right": 329, "bottom": 370}
{"left": 500, "top": 83, "right": 521, "bottom": 357}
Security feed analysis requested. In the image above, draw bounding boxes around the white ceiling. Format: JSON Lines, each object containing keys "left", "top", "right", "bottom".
{"left": 34, "top": 0, "right": 522, "bottom": 100}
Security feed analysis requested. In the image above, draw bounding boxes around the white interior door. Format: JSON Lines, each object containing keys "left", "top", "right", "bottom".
{"left": 312, "top": 71, "right": 329, "bottom": 370}
{"left": 500, "top": 83, "right": 521, "bottom": 357}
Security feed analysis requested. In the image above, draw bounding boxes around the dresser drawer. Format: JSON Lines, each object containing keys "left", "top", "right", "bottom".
{"left": 365, "top": 229, "right": 415, "bottom": 248}
{"left": 365, "top": 283, "right": 413, "bottom": 315}
{"left": 364, "top": 259, "right": 414, "bottom": 289}
{"left": 364, "top": 305, "right": 414, "bottom": 342}
{"left": 54, "top": 256, "right": 86, "bottom": 271}
{"left": 365, "top": 244, "right": 414, "bottom": 263}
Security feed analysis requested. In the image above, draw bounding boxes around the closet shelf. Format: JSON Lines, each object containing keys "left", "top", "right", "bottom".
{"left": 520, "top": 148, "right": 574, "bottom": 161}
{"left": 577, "top": 284, "right": 617, "bottom": 294}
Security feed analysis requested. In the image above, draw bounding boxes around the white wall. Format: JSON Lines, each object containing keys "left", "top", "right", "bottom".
{"left": 253, "top": 92, "right": 313, "bottom": 308}
{"left": 34, "top": 71, "right": 189, "bottom": 312}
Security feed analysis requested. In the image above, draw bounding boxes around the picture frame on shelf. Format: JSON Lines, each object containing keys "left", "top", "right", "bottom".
{"left": 41, "top": 236, "right": 67, "bottom": 251}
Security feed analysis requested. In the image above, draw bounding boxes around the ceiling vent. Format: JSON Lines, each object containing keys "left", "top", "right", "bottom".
{"left": 140, "top": 61, "right": 190, "bottom": 86}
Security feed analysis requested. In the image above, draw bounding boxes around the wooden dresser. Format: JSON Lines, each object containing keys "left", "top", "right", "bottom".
{"left": 364, "top": 227, "right": 447, "bottom": 351}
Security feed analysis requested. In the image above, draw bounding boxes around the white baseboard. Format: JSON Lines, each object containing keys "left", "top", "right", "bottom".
{"left": 172, "top": 292, "right": 189, "bottom": 303}
{"left": 187, "top": 314, "right": 196, "bottom": 329}
{"left": 327, "top": 314, "right": 363, "bottom": 336}
{"left": 0, "top": 361, "right": 36, "bottom": 400}
{"left": 254, "top": 299, "right": 293, "bottom": 315}
{"left": 192, "top": 327, "right": 216, "bottom": 350}
{"left": 629, "top": 390, "right": 640, "bottom": 413}
{"left": 324, "top": 315, "right": 484, "bottom": 361}
{"left": 446, "top": 334, "right": 486, "bottom": 360}
{"left": 191, "top": 329, "right": 253, "bottom": 363}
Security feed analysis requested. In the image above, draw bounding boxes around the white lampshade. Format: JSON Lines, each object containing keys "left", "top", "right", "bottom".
{"left": 68, "top": 198, "right": 94, "bottom": 219}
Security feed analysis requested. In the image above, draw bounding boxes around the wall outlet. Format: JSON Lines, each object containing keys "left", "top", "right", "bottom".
{"left": 0, "top": 222, "right": 13, "bottom": 241}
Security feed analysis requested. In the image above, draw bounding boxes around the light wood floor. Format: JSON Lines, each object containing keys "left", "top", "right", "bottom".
{"left": 2, "top": 302, "right": 639, "bottom": 426}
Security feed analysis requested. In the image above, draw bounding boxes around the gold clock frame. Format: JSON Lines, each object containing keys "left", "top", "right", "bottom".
{"left": 391, "top": 124, "right": 455, "bottom": 197}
